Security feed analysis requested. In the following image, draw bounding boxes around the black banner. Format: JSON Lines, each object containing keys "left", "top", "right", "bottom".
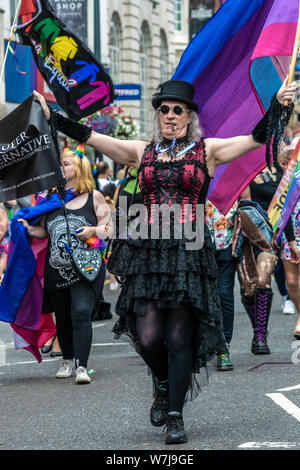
{"left": 0, "top": 95, "right": 65, "bottom": 202}
{"left": 17, "top": 0, "right": 115, "bottom": 120}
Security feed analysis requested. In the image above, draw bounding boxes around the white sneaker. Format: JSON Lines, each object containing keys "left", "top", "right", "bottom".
{"left": 282, "top": 299, "right": 296, "bottom": 315}
{"left": 75, "top": 366, "right": 91, "bottom": 384}
{"left": 56, "top": 359, "right": 74, "bottom": 378}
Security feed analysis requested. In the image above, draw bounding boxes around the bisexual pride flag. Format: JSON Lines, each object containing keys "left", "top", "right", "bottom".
{"left": 173, "top": 0, "right": 299, "bottom": 214}
{"left": 268, "top": 140, "right": 300, "bottom": 243}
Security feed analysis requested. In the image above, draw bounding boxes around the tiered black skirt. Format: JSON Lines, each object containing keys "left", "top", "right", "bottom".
{"left": 112, "top": 224, "right": 226, "bottom": 399}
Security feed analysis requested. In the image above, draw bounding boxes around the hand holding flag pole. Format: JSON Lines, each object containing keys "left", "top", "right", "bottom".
{"left": 284, "top": 0, "right": 300, "bottom": 105}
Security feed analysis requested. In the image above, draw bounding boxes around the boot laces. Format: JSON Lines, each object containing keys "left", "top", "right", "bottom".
{"left": 256, "top": 293, "right": 268, "bottom": 342}
{"left": 153, "top": 388, "right": 169, "bottom": 409}
{"left": 164, "top": 414, "right": 184, "bottom": 432}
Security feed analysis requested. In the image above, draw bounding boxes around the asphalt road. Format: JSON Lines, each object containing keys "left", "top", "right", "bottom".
{"left": 0, "top": 278, "right": 300, "bottom": 453}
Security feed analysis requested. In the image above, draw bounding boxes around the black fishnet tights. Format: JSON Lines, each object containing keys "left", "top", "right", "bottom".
{"left": 136, "top": 301, "right": 195, "bottom": 413}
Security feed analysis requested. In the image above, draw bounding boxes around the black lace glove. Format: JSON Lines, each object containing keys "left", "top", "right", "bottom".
{"left": 49, "top": 108, "right": 92, "bottom": 144}
{"left": 252, "top": 95, "right": 294, "bottom": 171}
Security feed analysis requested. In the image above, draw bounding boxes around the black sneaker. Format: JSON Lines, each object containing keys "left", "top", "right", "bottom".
{"left": 150, "top": 379, "right": 169, "bottom": 427}
{"left": 165, "top": 412, "right": 188, "bottom": 445}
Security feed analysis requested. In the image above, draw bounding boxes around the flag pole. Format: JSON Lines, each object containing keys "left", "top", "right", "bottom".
{"left": 0, "top": 0, "right": 22, "bottom": 88}
{"left": 284, "top": 0, "right": 300, "bottom": 105}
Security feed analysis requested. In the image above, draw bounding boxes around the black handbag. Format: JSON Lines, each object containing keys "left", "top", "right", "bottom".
{"left": 106, "top": 175, "right": 139, "bottom": 284}
{"left": 61, "top": 199, "right": 102, "bottom": 283}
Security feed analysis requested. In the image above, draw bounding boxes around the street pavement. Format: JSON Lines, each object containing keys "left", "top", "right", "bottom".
{"left": 0, "top": 277, "right": 300, "bottom": 452}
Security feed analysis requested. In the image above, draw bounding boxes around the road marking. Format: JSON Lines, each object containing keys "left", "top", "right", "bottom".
{"left": 92, "top": 322, "right": 108, "bottom": 329}
{"left": 92, "top": 342, "right": 128, "bottom": 347}
{"left": 1, "top": 358, "right": 59, "bottom": 367}
{"left": 239, "top": 442, "right": 300, "bottom": 449}
{"left": 266, "top": 393, "right": 300, "bottom": 422}
{"left": 0, "top": 342, "right": 129, "bottom": 367}
{"left": 275, "top": 384, "right": 300, "bottom": 392}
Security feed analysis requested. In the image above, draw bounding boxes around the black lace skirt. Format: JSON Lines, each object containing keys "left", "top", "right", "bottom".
{"left": 112, "top": 224, "right": 226, "bottom": 400}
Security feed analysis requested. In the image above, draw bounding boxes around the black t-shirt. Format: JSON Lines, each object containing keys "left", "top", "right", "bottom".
{"left": 44, "top": 192, "right": 98, "bottom": 291}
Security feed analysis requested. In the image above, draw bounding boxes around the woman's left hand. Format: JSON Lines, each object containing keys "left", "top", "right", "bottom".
{"left": 33, "top": 90, "right": 51, "bottom": 120}
{"left": 276, "top": 77, "right": 297, "bottom": 105}
{"left": 288, "top": 240, "right": 300, "bottom": 264}
{"left": 75, "top": 226, "right": 96, "bottom": 241}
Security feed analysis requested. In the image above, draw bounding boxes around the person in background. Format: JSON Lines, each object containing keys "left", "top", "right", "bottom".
{"left": 237, "top": 146, "right": 298, "bottom": 353}
{"left": 205, "top": 200, "right": 238, "bottom": 371}
{"left": 97, "top": 161, "right": 113, "bottom": 191}
{"left": 18, "top": 148, "right": 113, "bottom": 384}
{"left": 274, "top": 257, "right": 297, "bottom": 315}
{"left": 276, "top": 146, "right": 300, "bottom": 338}
{"left": 102, "top": 182, "right": 118, "bottom": 291}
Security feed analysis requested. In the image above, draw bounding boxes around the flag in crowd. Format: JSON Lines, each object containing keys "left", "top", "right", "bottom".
{"left": 268, "top": 139, "right": 300, "bottom": 243}
{"left": 173, "top": 0, "right": 299, "bottom": 214}
{"left": 17, "top": 0, "right": 115, "bottom": 120}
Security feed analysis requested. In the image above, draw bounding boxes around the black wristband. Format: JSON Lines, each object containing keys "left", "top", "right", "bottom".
{"left": 50, "top": 108, "right": 92, "bottom": 144}
{"left": 251, "top": 108, "right": 270, "bottom": 144}
{"left": 251, "top": 95, "right": 279, "bottom": 144}
{"left": 251, "top": 94, "right": 294, "bottom": 171}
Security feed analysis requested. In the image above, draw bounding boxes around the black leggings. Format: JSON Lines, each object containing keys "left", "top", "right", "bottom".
{"left": 136, "top": 301, "right": 195, "bottom": 413}
{"left": 48, "top": 278, "right": 102, "bottom": 368}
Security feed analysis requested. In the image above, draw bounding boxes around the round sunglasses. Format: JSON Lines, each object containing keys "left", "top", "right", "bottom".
{"left": 158, "top": 105, "right": 188, "bottom": 115}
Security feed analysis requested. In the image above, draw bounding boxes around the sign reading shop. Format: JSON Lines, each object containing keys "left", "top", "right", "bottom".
{"left": 0, "top": 95, "right": 65, "bottom": 202}
{"left": 49, "top": 0, "right": 88, "bottom": 45}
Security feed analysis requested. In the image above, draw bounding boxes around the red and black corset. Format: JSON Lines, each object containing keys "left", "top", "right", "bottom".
{"left": 138, "top": 139, "right": 211, "bottom": 225}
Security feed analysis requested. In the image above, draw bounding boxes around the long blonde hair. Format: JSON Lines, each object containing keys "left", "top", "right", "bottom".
{"left": 61, "top": 150, "right": 95, "bottom": 194}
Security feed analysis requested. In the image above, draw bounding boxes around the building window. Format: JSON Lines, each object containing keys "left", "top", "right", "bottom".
{"left": 174, "top": 0, "right": 182, "bottom": 31}
{"left": 140, "top": 25, "right": 150, "bottom": 136}
{"left": 160, "top": 30, "right": 168, "bottom": 83}
{"left": 109, "top": 13, "right": 121, "bottom": 84}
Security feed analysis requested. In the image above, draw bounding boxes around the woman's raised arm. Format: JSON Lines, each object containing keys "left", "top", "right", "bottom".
{"left": 33, "top": 91, "right": 148, "bottom": 168}
{"left": 204, "top": 78, "right": 296, "bottom": 175}
{"left": 86, "top": 132, "right": 148, "bottom": 168}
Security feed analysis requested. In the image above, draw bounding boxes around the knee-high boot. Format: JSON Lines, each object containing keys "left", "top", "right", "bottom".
{"left": 241, "top": 295, "right": 257, "bottom": 353}
{"left": 241, "top": 295, "right": 256, "bottom": 330}
{"left": 252, "top": 287, "right": 273, "bottom": 355}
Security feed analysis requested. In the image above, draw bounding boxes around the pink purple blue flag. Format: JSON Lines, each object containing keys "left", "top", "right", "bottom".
{"left": 173, "top": 0, "right": 299, "bottom": 214}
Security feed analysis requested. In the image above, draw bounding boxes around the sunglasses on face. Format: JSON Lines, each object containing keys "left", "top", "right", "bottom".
{"left": 158, "top": 105, "right": 188, "bottom": 115}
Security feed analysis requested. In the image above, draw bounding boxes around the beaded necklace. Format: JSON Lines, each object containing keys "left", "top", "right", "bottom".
{"left": 155, "top": 137, "right": 196, "bottom": 159}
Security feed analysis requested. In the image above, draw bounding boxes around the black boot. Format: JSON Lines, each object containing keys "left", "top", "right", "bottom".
{"left": 150, "top": 378, "right": 169, "bottom": 427}
{"left": 165, "top": 411, "right": 188, "bottom": 445}
{"left": 252, "top": 287, "right": 273, "bottom": 355}
{"left": 241, "top": 295, "right": 256, "bottom": 352}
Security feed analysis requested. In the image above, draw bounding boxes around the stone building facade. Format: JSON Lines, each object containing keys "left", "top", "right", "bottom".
{"left": 103, "top": 0, "right": 177, "bottom": 138}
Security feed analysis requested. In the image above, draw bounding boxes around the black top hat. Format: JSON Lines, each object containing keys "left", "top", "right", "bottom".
{"left": 152, "top": 80, "right": 199, "bottom": 113}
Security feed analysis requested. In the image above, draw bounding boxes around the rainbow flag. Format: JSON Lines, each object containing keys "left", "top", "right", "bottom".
{"left": 268, "top": 140, "right": 300, "bottom": 243}
{"left": 173, "top": 0, "right": 299, "bottom": 214}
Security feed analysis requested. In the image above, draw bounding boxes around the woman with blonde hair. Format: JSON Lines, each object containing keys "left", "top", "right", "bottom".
{"left": 18, "top": 146, "right": 113, "bottom": 384}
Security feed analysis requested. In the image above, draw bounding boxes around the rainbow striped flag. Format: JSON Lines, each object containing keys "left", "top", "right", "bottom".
{"left": 173, "top": 0, "right": 299, "bottom": 214}
{"left": 268, "top": 140, "right": 300, "bottom": 243}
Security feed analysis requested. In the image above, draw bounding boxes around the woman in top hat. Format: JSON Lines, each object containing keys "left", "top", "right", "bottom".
{"left": 34, "top": 77, "right": 295, "bottom": 445}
